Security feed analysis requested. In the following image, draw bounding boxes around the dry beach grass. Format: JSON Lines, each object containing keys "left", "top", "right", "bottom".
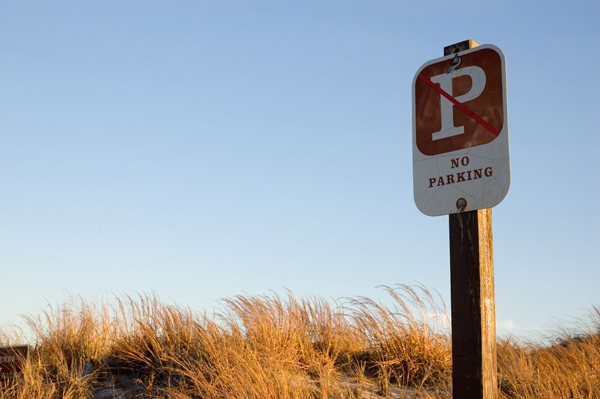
{"left": 0, "top": 285, "right": 598, "bottom": 399}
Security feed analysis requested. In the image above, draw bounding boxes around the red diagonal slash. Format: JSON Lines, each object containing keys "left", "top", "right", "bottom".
{"left": 418, "top": 73, "right": 500, "bottom": 137}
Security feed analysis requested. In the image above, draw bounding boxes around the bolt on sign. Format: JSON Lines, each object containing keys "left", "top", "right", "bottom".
{"left": 412, "top": 44, "right": 510, "bottom": 216}
{"left": 0, "top": 345, "right": 29, "bottom": 380}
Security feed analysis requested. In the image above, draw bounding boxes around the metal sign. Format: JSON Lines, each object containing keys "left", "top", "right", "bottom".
{"left": 412, "top": 44, "right": 510, "bottom": 216}
{"left": 0, "top": 345, "right": 29, "bottom": 380}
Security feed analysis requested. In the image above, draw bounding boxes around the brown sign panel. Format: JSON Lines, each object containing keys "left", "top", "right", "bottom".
{"left": 414, "top": 47, "right": 504, "bottom": 156}
{"left": 0, "top": 345, "right": 29, "bottom": 380}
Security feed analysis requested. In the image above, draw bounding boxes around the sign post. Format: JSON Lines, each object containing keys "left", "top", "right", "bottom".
{"left": 412, "top": 39, "right": 508, "bottom": 399}
{"left": 449, "top": 208, "right": 496, "bottom": 399}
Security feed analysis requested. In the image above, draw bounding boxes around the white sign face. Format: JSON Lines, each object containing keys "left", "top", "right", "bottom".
{"left": 412, "top": 44, "right": 510, "bottom": 216}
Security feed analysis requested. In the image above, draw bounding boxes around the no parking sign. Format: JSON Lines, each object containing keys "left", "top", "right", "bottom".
{"left": 412, "top": 44, "right": 510, "bottom": 216}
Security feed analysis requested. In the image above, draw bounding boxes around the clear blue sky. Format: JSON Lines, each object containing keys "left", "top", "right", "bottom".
{"left": 1, "top": 0, "right": 599, "bottom": 340}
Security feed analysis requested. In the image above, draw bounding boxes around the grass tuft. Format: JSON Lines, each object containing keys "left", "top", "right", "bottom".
{"left": 497, "top": 305, "right": 600, "bottom": 399}
{"left": 0, "top": 287, "right": 597, "bottom": 398}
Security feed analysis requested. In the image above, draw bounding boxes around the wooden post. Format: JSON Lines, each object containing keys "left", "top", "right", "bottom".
{"left": 449, "top": 209, "right": 497, "bottom": 399}
{"left": 446, "top": 40, "right": 497, "bottom": 399}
